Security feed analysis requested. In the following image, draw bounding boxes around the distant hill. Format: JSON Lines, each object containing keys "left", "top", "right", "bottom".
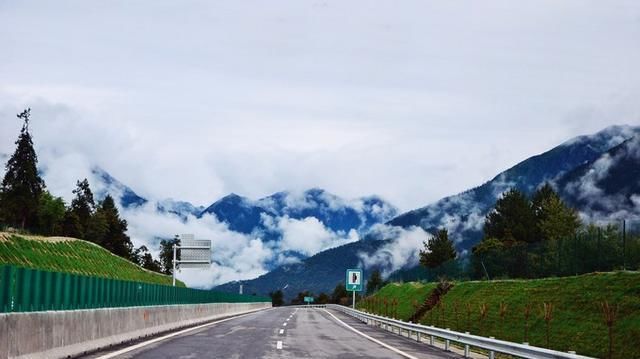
{"left": 557, "top": 134, "right": 640, "bottom": 222}
{"left": 91, "top": 166, "right": 148, "bottom": 208}
{"left": 200, "top": 188, "right": 397, "bottom": 238}
{"left": 224, "top": 125, "right": 640, "bottom": 295}
{"left": 214, "top": 239, "right": 389, "bottom": 298}
{"left": 0, "top": 232, "right": 183, "bottom": 286}
{"left": 388, "top": 125, "right": 640, "bottom": 251}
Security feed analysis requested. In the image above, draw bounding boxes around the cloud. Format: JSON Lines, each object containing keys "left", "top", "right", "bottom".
{"left": 2, "top": 1, "right": 639, "bottom": 213}
{"left": 121, "top": 204, "right": 275, "bottom": 289}
{"left": 358, "top": 224, "right": 428, "bottom": 278}
{"left": 267, "top": 215, "right": 359, "bottom": 257}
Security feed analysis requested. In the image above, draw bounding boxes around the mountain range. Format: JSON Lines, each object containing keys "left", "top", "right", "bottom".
{"left": 7, "top": 124, "right": 639, "bottom": 298}
{"left": 213, "top": 125, "right": 640, "bottom": 297}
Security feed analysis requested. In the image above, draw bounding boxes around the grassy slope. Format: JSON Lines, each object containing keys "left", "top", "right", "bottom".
{"left": 368, "top": 282, "right": 437, "bottom": 321}
{"left": 361, "top": 272, "right": 640, "bottom": 359}
{"left": 0, "top": 233, "right": 185, "bottom": 287}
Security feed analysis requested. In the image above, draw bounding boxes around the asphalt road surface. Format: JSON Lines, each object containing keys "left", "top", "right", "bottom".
{"left": 92, "top": 307, "right": 463, "bottom": 359}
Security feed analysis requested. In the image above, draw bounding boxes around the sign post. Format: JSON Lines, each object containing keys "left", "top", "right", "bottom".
{"left": 345, "top": 269, "right": 363, "bottom": 309}
{"left": 172, "top": 234, "right": 212, "bottom": 286}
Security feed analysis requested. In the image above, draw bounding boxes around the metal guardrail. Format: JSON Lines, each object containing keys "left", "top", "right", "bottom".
{"left": 326, "top": 304, "right": 595, "bottom": 359}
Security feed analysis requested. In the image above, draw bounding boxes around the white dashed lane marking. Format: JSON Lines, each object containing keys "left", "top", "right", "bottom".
{"left": 276, "top": 341, "right": 283, "bottom": 350}
{"left": 283, "top": 323, "right": 287, "bottom": 326}
{"left": 279, "top": 329, "right": 284, "bottom": 334}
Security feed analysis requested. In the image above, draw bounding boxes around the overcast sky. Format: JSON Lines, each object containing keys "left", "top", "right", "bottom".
{"left": 2, "top": 1, "right": 640, "bottom": 212}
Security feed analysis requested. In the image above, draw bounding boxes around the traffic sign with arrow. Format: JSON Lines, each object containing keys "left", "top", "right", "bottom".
{"left": 345, "top": 269, "right": 363, "bottom": 292}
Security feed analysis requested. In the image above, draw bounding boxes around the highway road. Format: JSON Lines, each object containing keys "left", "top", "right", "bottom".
{"left": 90, "top": 307, "right": 463, "bottom": 359}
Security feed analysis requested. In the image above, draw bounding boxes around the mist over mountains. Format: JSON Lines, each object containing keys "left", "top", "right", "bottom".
{"left": 5, "top": 124, "right": 639, "bottom": 293}
{"left": 388, "top": 125, "right": 640, "bottom": 252}
{"left": 214, "top": 125, "right": 640, "bottom": 297}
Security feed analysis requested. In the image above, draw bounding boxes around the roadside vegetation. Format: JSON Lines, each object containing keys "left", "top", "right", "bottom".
{"left": 0, "top": 109, "right": 178, "bottom": 278}
{"left": 0, "top": 233, "right": 184, "bottom": 287}
{"left": 359, "top": 272, "right": 640, "bottom": 359}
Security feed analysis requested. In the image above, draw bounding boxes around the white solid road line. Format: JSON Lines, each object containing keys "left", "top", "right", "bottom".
{"left": 95, "top": 309, "right": 269, "bottom": 359}
{"left": 279, "top": 329, "right": 285, "bottom": 334}
{"left": 277, "top": 340, "right": 283, "bottom": 349}
{"left": 323, "top": 309, "right": 420, "bottom": 359}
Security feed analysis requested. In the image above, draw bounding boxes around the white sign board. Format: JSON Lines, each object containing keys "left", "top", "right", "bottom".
{"left": 179, "top": 234, "right": 211, "bottom": 269}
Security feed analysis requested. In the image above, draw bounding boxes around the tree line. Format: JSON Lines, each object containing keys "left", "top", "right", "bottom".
{"left": 415, "top": 183, "right": 637, "bottom": 280}
{"left": 0, "top": 109, "right": 177, "bottom": 275}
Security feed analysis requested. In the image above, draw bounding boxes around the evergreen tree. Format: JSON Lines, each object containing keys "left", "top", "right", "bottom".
{"left": 315, "top": 292, "right": 330, "bottom": 304}
{"left": 133, "top": 245, "right": 162, "bottom": 272}
{"left": 331, "top": 282, "right": 348, "bottom": 304}
{"left": 100, "top": 195, "right": 134, "bottom": 260}
{"left": 36, "top": 191, "right": 66, "bottom": 235}
{"left": 269, "top": 290, "right": 284, "bottom": 307}
{"left": 484, "top": 188, "right": 537, "bottom": 243}
{"left": 0, "top": 109, "right": 45, "bottom": 229}
{"left": 366, "top": 269, "right": 384, "bottom": 295}
{"left": 61, "top": 209, "right": 83, "bottom": 238}
{"left": 70, "top": 178, "right": 95, "bottom": 237}
{"left": 531, "top": 183, "right": 557, "bottom": 219}
{"left": 420, "top": 228, "right": 457, "bottom": 268}
{"left": 85, "top": 208, "right": 108, "bottom": 245}
{"left": 159, "top": 235, "right": 181, "bottom": 275}
{"left": 537, "top": 196, "right": 581, "bottom": 241}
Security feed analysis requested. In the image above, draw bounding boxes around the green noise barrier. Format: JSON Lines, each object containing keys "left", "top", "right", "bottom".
{"left": 0, "top": 265, "right": 269, "bottom": 313}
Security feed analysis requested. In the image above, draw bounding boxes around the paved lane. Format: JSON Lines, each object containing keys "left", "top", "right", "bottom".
{"left": 96, "top": 307, "right": 462, "bottom": 359}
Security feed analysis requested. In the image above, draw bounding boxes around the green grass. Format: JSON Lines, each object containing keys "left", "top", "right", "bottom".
{"left": 0, "top": 233, "right": 185, "bottom": 287}
{"left": 362, "top": 282, "right": 437, "bottom": 321}
{"left": 361, "top": 272, "right": 640, "bottom": 359}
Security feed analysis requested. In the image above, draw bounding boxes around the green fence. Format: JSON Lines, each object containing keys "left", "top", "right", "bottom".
{"left": 0, "top": 265, "right": 269, "bottom": 313}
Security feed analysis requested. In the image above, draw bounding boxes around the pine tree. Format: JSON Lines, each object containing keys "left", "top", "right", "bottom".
{"left": 100, "top": 195, "right": 134, "bottom": 260}
{"left": 484, "top": 188, "right": 537, "bottom": 243}
{"left": 133, "top": 245, "right": 162, "bottom": 272}
{"left": 36, "top": 191, "right": 66, "bottom": 235}
{"left": 532, "top": 184, "right": 580, "bottom": 241}
{"left": 70, "top": 178, "right": 96, "bottom": 238}
{"left": 366, "top": 269, "right": 384, "bottom": 295}
{"left": 61, "top": 209, "right": 83, "bottom": 238}
{"left": 420, "top": 228, "right": 457, "bottom": 268}
{"left": 0, "top": 109, "right": 45, "bottom": 230}
{"left": 537, "top": 196, "right": 581, "bottom": 241}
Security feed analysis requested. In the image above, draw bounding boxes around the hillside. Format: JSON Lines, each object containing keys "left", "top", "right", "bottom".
{"left": 557, "top": 134, "right": 640, "bottom": 222}
{"left": 201, "top": 188, "right": 397, "bottom": 237}
{"left": 215, "top": 239, "right": 390, "bottom": 298}
{"left": 363, "top": 272, "right": 640, "bottom": 359}
{"left": 388, "top": 125, "right": 640, "bottom": 251}
{"left": 0, "top": 233, "right": 185, "bottom": 287}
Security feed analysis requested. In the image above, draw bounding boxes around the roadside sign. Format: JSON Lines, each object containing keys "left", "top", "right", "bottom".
{"left": 304, "top": 296, "right": 314, "bottom": 303}
{"left": 345, "top": 269, "right": 363, "bottom": 292}
{"left": 179, "top": 235, "right": 211, "bottom": 269}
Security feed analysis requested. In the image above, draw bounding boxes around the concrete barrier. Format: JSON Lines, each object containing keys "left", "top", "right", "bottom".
{"left": 0, "top": 302, "right": 271, "bottom": 359}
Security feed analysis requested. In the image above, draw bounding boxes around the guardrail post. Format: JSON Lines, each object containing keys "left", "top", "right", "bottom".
{"left": 416, "top": 331, "right": 421, "bottom": 342}
{"left": 430, "top": 335, "right": 434, "bottom": 346}
{"left": 489, "top": 337, "right": 495, "bottom": 359}
{"left": 444, "top": 328, "right": 451, "bottom": 351}
{"left": 464, "top": 332, "right": 470, "bottom": 358}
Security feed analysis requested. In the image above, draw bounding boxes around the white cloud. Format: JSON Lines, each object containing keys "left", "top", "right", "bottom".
{"left": 358, "top": 224, "right": 428, "bottom": 278}
{"left": 1, "top": 1, "right": 639, "bottom": 213}
{"left": 273, "top": 215, "right": 359, "bottom": 257}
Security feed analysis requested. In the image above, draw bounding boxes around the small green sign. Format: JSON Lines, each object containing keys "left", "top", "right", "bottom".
{"left": 345, "top": 268, "right": 363, "bottom": 292}
{"left": 304, "top": 296, "right": 314, "bottom": 303}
